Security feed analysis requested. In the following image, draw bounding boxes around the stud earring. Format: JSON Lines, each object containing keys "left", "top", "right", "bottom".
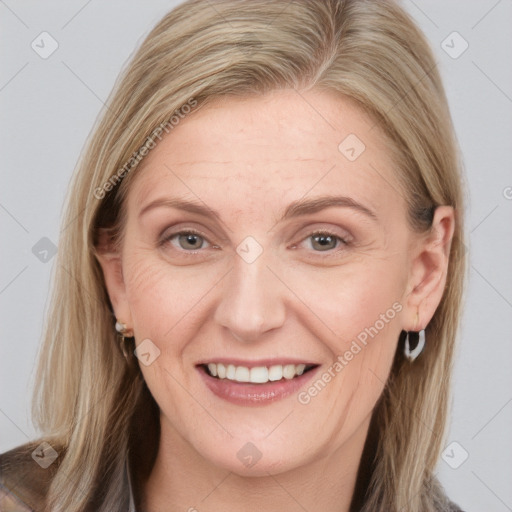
{"left": 115, "top": 319, "right": 134, "bottom": 360}
{"left": 115, "top": 321, "right": 128, "bottom": 335}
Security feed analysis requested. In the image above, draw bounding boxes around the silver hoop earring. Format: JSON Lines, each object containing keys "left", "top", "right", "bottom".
{"left": 404, "top": 329, "right": 426, "bottom": 362}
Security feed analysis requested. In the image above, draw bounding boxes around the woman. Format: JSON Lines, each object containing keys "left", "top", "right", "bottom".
{"left": 0, "top": 0, "right": 467, "bottom": 511}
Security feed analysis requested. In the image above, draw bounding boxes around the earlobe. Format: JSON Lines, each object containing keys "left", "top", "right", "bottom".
{"left": 404, "top": 206, "right": 455, "bottom": 330}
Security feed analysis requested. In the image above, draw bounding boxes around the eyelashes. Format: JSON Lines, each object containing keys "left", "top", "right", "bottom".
{"left": 159, "top": 228, "right": 351, "bottom": 259}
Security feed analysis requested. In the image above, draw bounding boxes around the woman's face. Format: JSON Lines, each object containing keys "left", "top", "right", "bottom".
{"left": 99, "top": 88, "right": 448, "bottom": 476}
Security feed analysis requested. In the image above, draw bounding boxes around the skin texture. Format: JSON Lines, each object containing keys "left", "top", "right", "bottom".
{"left": 97, "top": 88, "right": 454, "bottom": 512}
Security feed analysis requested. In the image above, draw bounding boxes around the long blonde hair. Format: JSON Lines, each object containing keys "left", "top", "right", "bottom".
{"left": 31, "top": 1, "right": 467, "bottom": 510}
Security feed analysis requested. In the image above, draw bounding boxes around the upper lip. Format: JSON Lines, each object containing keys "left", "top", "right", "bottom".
{"left": 196, "top": 358, "right": 320, "bottom": 369}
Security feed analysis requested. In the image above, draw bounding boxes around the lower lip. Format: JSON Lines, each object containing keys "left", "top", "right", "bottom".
{"left": 197, "top": 366, "right": 320, "bottom": 406}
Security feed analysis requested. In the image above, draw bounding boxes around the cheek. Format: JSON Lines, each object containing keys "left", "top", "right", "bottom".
{"left": 284, "top": 255, "right": 405, "bottom": 344}
{"left": 122, "top": 252, "right": 219, "bottom": 350}
{"left": 285, "top": 257, "right": 404, "bottom": 416}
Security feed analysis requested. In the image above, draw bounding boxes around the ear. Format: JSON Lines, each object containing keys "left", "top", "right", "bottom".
{"left": 95, "top": 228, "right": 133, "bottom": 329}
{"left": 403, "top": 206, "right": 455, "bottom": 331}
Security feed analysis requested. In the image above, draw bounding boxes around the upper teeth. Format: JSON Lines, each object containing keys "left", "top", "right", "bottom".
{"left": 206, "top": 363, "right": 307, "bottom": 384}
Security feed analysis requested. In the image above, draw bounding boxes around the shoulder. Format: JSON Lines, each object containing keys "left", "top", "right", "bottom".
{"left": 436, "top": 494, "right": 465, "bottom": 512}
{"left": 447, "top": 502, "right": 465, "bottom": 512}
{"left": 0, "top": 441, "right": 61, "bottom": 512}
{"left": 427, "top": 473, "right": 465, "bottom": 512}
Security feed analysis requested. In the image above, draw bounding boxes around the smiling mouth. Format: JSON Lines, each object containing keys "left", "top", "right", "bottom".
{"left": 200, "top": 363, "right": 318, "bottom": 384}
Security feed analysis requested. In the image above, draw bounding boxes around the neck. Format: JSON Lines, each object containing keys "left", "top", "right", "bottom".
{"left": 140, "top": 415, "right": 372, "bottom": 512}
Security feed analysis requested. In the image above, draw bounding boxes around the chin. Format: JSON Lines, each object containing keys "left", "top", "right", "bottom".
{"left": 189, "top": 431, "right": 310, "bottom": 477}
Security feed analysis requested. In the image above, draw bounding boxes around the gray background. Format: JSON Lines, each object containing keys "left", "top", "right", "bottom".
{"left": 1, "top": 1, "right": 511, "bottom": 510}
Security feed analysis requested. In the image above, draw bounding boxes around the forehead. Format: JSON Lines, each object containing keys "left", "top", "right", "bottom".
{"left": 129, "top": 89, "right": 405, "bottom": 222}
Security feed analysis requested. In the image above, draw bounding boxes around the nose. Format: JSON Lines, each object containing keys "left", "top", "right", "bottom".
{"left": 213, "top": 254, "right": 286, "bottom": 343}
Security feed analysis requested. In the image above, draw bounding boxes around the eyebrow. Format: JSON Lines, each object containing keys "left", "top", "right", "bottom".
{"left": 138, "top": 195, "right": 378, "bottom": 223}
